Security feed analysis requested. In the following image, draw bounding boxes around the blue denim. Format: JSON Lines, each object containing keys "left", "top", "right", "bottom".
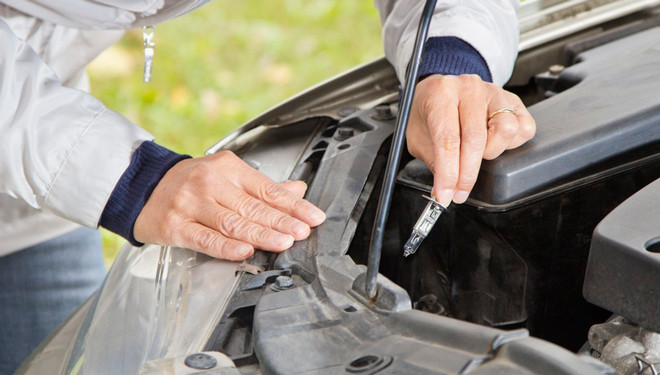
{"left": 0, "top": 227, "right": 106, "bottom": 375}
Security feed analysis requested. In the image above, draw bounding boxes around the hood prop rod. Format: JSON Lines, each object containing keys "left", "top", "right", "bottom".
{"left": 366, "top": 0, "right": 437, "bottom": 299}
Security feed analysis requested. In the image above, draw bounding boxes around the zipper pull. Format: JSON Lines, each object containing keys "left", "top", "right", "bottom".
{"left": 142, "top": 26, "right": 155, "bottom": 82}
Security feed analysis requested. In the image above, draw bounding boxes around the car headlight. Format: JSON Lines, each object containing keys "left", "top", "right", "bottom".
{"left": 19, "top": 244, "right": 239, "bottom": 375}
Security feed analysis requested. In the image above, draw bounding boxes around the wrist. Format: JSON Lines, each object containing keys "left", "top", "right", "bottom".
{"left": 418, "top": 36, "right": 492, "bottom": 83}
{"left": 99, "top": 141, "right": 191, "bottom": 246}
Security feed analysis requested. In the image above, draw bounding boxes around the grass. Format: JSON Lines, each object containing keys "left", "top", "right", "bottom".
{"left": 88, "top": 1, "right": 384, "bottom": 266}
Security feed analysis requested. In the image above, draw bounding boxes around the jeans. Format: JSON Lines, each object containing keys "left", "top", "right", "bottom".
{"left": 0, "top": 227, "right": 106, "bottom": 375}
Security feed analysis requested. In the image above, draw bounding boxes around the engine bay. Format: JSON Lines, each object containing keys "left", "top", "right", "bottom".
{"left": 348, "top": 13, "right": 660, "bottom": 365}
{"left": 170, "top": 13, "right": 660, "bottom": 372}
{"left": 214, "top": 17, "right": 660, "bottom": 372}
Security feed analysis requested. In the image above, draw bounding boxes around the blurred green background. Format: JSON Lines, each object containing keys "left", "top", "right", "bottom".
{"left": 88, "top": 1, "right": 384, "bottom": 266}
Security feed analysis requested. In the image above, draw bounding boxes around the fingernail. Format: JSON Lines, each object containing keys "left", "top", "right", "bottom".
{"left": 292, "top": 221, "right": 309, "bottom": 237}
{"left": 274, "top": 233, "right": 295, "bottom": 248}
{"left": 453, "top": 190, "right": 470, "bottom": 204}
{"left": 437, "top": 189, "right": 454, "bottom": 207}
{"left": 308, "top": 208, "right": 326, "bottom": 225}
{"left": 236, "top": 245, "right": 252, "bottom": 257}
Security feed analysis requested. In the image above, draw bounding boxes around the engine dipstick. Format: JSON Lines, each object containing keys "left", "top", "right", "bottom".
{"left": 403, "top": 196, "right": 446, "bottom": 257}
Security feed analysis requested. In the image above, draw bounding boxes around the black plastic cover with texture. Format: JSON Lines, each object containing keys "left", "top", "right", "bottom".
{"left": 398, "top": 27, "right": 660, "bottom": 209}
{"left": 583, "top": 177, "right": 660, "bottom": 332}
{"left": 217, "top": 110, "right": 610, "bottom": 374}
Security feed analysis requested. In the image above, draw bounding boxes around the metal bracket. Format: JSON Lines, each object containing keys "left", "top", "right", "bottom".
{"left": 235, "top": 263, "right": 264, "bottom": 276}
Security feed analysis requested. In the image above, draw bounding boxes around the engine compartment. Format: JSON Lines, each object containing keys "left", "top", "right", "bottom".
{"left": 198, "top": 11, "right": 660, "bottom": 372}
{"left": 348, "top": 23, "right": 660, "bottom": 352}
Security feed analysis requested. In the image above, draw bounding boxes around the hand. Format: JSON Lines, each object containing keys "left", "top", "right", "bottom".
{"left": 406, "top": 74, "right": 536, "bottom": 206}
{"left": 134, "top": 150, "right": 326, "bottom": 261}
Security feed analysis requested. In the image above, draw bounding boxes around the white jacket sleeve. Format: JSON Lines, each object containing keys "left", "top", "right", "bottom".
{"left": 374, "top": 0, "right": 519, "bottom": 86}
{"left": 0, "top": 19, "right": 152, "bottom": 228}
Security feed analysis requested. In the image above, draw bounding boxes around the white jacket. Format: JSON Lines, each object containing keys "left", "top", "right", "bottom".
{"left": 0, "top": 0, "right": 518, "bottom": 256}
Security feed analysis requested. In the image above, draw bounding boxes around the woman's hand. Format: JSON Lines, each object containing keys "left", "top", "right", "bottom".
{"left": 407, "top": 74, "right": 536, "bottom": 206}
{"left": 134, "top": 150, "right": 326, "bottom": 260}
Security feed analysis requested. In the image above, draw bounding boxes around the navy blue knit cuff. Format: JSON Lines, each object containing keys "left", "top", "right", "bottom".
{"left": 99, "top": 141, "right": 191, "bottom": 246}
{"left": 419, "top": 36, "right": 492, "bottom": 83}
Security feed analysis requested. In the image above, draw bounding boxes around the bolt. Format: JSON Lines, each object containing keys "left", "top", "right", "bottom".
{"left": 338, "top": 107, "right": 358, "bottom": 117}
{"left": 370, "top": 104, "right": 394, "bottom": 121}
{"left": 276, "top": 275, "right": 293, "bottom": 288}
{"left": 549, "top": 64, "right": 564, "bottom": 76}
{"left": 184, "top": 353, "right": 217, "bottom": 370}
{"left": 334, "top": 126, "right": 355, "bottom": 141}
{"left": 271, "top": 275, "right": 294, "bottom": 291}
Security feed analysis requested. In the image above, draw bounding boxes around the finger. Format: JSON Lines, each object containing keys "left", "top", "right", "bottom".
{"left": 198, "top": 204, "right": 294, "bottom": 252}
{"left": 484, "top": 93, "right": 521, "bottom": 160}
{"left": 406, "top": 122, "right": 435, "bottom": 169}
{"left": 428, "top": 98, "right": 461, "bottom": 207}
{"left": 455, "top": 79, "right": 487, "bottom": 204}
{"left": 408, "top": 76, "right": 445, "bottom": 202}
{"left": 241, "top": 173, "right": 326, "bottom": 227}
{"left": 214, "top": 151, "right": 325, "bottom": 226}
{"left": 280, "top": 180, "right": 308, "bottom": 198}
{"left": 505, "top": 95, "right": 536, "bottom": 149}
{"left": 223, "top": 187, "right": 311, "bottom": 240}
{"left": 178, "top": 222, "right": 254, "bottom": 261}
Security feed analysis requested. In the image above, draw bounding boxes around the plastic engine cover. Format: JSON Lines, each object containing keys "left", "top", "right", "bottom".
{"left": 583, "top": 177, "right": 660, "bottom": 332}
{"left": 399, "top": 27, "right": 660, "bottom": 209}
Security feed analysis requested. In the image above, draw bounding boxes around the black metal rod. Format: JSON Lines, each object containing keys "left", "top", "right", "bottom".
{"left": 366, "top": 0, "right": 438, "bottom": 299}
